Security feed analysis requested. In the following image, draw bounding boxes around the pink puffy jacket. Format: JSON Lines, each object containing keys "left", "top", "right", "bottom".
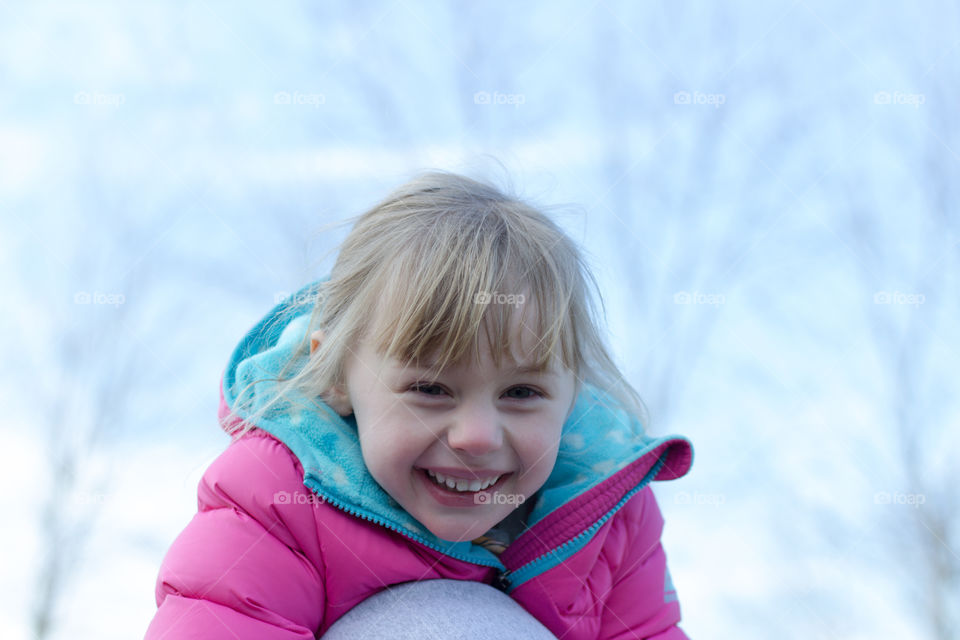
{"left": 145, "top": 280, "right": 694, "bottom": 639}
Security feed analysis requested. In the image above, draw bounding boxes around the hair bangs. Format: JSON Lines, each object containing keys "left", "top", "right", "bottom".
{"left": 364, "top": 227, "right": 578, "bottom": 379}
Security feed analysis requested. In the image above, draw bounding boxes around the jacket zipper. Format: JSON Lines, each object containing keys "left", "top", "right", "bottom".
{"left": 495, "top": 455, "right": 667, "bottom": 593}
{"left": 493, "top": 569, "right": 512, "bottom": 592}
{"left": 303, "top": 477, "right": 505, "bottom": 570}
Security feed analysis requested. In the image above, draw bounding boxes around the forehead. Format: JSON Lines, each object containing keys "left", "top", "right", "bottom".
{"left": 407, "top": 347, "right": 561, "bottom": 377}
{"left": 368, "top": 296, "right": 560, "bottom": 375}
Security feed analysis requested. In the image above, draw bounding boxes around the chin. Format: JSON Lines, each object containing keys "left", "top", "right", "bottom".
{"left": 424, "top": 520, "right": 490, "bottom": 543}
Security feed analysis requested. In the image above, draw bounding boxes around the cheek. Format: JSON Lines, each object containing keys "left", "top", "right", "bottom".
{"left": 518, "top": 430, "right": 561, "bottom": 470}
{"left": 357, "top": 415, "right": 419, "bottom": 471}
{"left": 515, "top": 417, "right": 563, "bottom": 470}
{"left": 355, "top": 411, "right": 398, "bottom": 471}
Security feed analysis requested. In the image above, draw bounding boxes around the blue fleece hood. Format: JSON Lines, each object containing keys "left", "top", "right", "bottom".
{"left": 222, "top": 278, "right": 693, "bottom": 560}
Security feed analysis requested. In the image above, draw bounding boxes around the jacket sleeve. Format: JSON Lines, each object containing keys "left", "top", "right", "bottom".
{"left": 598, "top": 486, "right": 689, "bottom": 640}
{"left": 145, "top": 431, "right": 325, "bottom": 639}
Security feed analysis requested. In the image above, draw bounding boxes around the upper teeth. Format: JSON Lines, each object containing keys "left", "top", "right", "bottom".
{"left": 426, "top": 469, "right": 502, "bottom": 492}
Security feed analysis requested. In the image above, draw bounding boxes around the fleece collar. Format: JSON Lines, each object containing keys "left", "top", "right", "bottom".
{"left": 222, "top": 278, "right": 693, "bottom": 560}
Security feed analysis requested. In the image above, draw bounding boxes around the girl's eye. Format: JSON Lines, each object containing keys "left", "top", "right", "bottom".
{"left": 504, "top": 386, "right": 542, "bottom": 400}
{"left": 409, "top": 384, "right": 542, "bottom": 400}
{"left": 411, "top": 383, "right": 447, "bottom": 396}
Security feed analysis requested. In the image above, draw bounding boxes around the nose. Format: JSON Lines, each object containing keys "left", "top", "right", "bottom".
{"left": 446, "top": 401, "right": 503, "bottom": 456}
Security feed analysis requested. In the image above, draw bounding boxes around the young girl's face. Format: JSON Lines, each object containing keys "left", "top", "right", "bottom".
{"left": 328, "top": 317, "right": 578, "bottom": 543}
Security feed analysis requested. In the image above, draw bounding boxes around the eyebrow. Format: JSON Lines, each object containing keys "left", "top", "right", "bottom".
{"left": 508, "top": 364, "right": 558, "bottom": 377}
{"left": 404, "top": 361, "right": 557, "bottom": 377}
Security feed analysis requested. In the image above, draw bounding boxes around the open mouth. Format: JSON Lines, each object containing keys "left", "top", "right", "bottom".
{"left": 417, "top": 468, "right": 511, "bottom": 497}
{"left": 425, "top": 469, "right": 503, "bottom": 492}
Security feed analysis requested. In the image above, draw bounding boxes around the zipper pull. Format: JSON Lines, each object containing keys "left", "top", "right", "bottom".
{"left": 493, "top": 569, "right": 512, "bottom": 592}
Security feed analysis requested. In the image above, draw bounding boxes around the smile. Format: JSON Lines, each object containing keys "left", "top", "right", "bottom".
{"left": 426, "top": 469, "right": 502, "bottom": 492}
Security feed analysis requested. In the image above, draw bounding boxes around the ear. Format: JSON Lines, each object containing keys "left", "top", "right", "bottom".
{"left": 310, "top": 329, "right": 323, "bottom": 355}
{"left": 310, "top": 329, "right": 354, "bottom": 416}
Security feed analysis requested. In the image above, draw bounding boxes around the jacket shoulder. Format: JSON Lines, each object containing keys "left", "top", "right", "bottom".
{"left": 606, "top": 486, "right": 666, "bottom": 564}
{"left": 147, "top": 430, "right": 327, "bottom": 638}
{"left": 200, "top": 429, "right": 306, "bottom": 505}
{"left": 599, "top": 486, "right": 686, "bottom": 639}
{"left": 198, "top": 430, "right": 323, "bottom": 557}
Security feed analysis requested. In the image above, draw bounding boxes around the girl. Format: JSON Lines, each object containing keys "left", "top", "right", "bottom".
{"left": 145, "top": 172, "right": 694, "bottom": 639}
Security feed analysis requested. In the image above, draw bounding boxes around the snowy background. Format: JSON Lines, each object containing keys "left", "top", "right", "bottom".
{"left": 1, "top": 1, "right": 958, "bottom": 638}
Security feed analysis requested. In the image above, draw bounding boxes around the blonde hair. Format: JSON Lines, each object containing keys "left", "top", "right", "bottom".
{"left": 226, "top": 171, "right": 649, "bottom": 437}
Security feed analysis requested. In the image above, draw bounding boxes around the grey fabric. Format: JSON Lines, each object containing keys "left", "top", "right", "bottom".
{"left": 322, "top": 579, "right": 557, "bottom": 639}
